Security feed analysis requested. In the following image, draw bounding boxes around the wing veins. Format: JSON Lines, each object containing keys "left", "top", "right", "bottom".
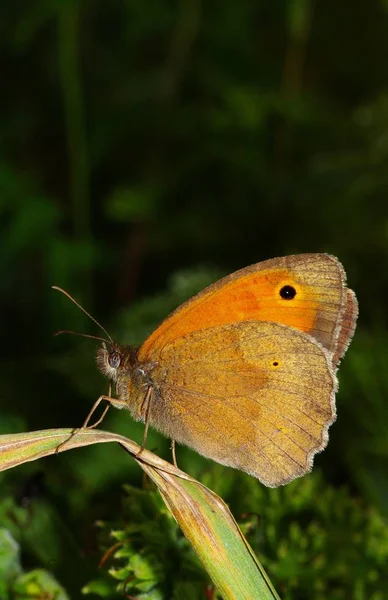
{"left": 162, "top": 383, "right": 308, "bottom": 469}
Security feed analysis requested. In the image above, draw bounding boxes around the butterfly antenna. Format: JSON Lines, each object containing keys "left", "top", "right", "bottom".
{"left": 53, "top": 330, "right": 112, "bottom": 346}
{"left": 52, "top": 286, "right": 114, "bottom": 344}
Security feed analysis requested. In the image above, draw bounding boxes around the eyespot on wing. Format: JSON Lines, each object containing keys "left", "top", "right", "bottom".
{"left": 139, "top": 253, "right": 354, "bottom": 364}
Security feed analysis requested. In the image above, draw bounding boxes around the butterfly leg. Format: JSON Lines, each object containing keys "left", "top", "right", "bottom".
{"left": 82, "top": 383, "right": 110, "bottom": 428}
{"left": 82, "top": 394, "right": 128, "bottom": 429}
{"left": 84, "top": 401, "right": 110, "bottom": 429}
{"left": 81, "top": 388, "right": 127, "bottom": 429}
{"left": 171, "top": 440, "right": 178, "bottom": 467}
{"left": 140, "top": 418, "right": 150, "bottom": 453}
{"left": 56, "top": 392, "right": 128, "bottom": 454}
{"left": 136, "top": 386, "right": 152, "bottom": 458}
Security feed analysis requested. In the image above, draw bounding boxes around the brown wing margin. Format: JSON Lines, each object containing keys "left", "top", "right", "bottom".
{"left": 333, "top": 289, "right": 358, "bottom": 368}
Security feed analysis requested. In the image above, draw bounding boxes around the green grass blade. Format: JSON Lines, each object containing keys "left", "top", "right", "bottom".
{"left": 0, "top": 429, "right": 280, "bottom": 600}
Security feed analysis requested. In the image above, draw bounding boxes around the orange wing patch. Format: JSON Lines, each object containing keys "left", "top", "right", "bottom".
{"left": 139, "top": 254, "right": 346, "bottom": 362}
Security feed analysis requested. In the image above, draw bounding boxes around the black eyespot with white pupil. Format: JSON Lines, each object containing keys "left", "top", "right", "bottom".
{"left": 108, "top": 351, "right": 121, "bottom": 369}
{"left": 279, "top": 285, "right": 297, "bottom": 300}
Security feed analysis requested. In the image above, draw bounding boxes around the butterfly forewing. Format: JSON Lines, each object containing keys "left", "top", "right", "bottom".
{"left": 139, "top": 254, "right": 352, "bottom": 366}
{"left": 332, "top": 289, "right": 358, "bottom": 367}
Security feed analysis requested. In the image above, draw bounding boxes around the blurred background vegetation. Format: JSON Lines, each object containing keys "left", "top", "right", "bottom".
{"left": 1, "top": 0, "right": 388, "bottom": 597}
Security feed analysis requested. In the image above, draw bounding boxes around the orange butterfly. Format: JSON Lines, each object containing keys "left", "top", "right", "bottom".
{"left": 57, "top": 254, "right": 358, "bottom": 486}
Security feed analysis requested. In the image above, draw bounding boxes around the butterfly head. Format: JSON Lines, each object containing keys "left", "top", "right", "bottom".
{"left": 96, "top": 342, "right": 138, "bottom": 383}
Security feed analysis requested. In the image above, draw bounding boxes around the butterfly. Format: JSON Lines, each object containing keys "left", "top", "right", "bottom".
{"left": 56, "top": 253, "right": 358, "bottom": 487}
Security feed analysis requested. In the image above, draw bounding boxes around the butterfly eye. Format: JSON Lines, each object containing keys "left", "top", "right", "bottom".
{"left": 108, "top": 351, "right": 121, "bottom": 369}
{"left": 279, "top": 285, "right": 297, "bottom": 300}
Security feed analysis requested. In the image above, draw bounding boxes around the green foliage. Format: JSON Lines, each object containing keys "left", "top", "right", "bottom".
{"left": 84, "top": 485, "right": 210, "bottom": 599}
{"left": 0, "top": 528, "right": 22, "bottom": 593}
{"left": 0, "top": 527, "right": 68, "bottom": 600}
{"left": 234, "top": 472, "right": 388, "bottom": 600}
{"left": 81, "top": 472, "right": 388, "bottom": 600}
{"left": 337, "top": 329, "right": 388, "bottom": 516}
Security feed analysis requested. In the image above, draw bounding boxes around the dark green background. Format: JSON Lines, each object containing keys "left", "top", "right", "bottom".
{"left": 1, "top": 1, "right": 388, "bottom": 598}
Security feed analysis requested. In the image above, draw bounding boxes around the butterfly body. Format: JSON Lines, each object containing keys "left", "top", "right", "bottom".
{"left": 96, "top": 253, "right": 357, "bottom": 487}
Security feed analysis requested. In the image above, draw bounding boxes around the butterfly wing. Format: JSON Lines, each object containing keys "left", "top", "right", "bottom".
{"left": 147, "top": 321, "right": 336, "bottom": 487}
{"left": 139, "top": 254, "right": 357, "bottom": 368}
{"left": 332, "top": 289, "right": 358, "bottom": 366}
